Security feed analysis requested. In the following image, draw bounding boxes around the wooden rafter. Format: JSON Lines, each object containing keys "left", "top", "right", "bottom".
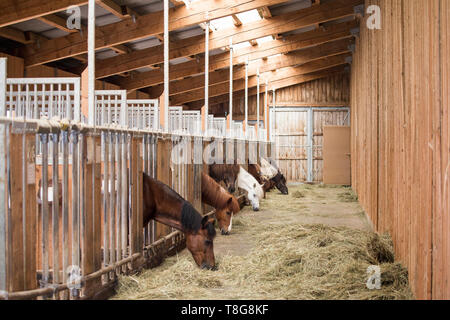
{"left": 21, "top": 0, "right": 291, "bottom": 67}
{"left": 117, "top": 20, "right": 357, "bottom": 91}
{"left": 186, "top": 65, "right": 347, "bottom": 109}
{"left": 169, "top": 56, "right": 349, "bottom": 105}
{"left": 94, "top": 1, "right": 361, "bottom": 79}
{"left": 96, "top": 0, "right": 138, "bottom": 19}
{"left": 37, "top": 14, "right": 77, "bottom": 33}
{"left": 0, "top": 0, "right": 88, "bottom": 28}
{"left": 165, "top": 39, "right": 353, "bottom": 97}
{"left": 258, "top": 6, "right": 272, "bottom": 19}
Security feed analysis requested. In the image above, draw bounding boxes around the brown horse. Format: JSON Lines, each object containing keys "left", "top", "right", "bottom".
{"left": 143, "top": 173, "right": 217, "bottom": 270}
{"left": 208, "top": 164, "right": 240, "bottom": 193}
{"left": 201, "top": 172, "right": 240, "bottom": 235}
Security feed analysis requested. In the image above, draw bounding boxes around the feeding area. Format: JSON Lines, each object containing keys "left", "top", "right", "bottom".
{"left": 113, "top": 185, "right": 413, "bottom": 300}
{"left": 0, "top": 0, "right": 448, "bottom": 301}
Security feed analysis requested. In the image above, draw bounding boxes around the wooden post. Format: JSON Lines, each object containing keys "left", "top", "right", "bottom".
{"left": 81, "top": 134, "right": 102, "bottom": 297}
{"left": 130, "top": 136, "right": 143, "bottom": 265}
{"left": 156, "top": 138, "right": 171, "bottom": 239}
{"left": 159, "top": 92, "right": 166, "bottom": 132}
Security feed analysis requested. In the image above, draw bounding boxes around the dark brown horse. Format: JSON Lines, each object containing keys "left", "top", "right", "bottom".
{"left": 208, "top": 164, "right": 240, "bottom": 193}
{"left": 271, "top": 171, "right": 289, "bottom": 195}
{"left": 201, "top": 172, "right": 240, "bottom": 235}
{"left": 143, "top": 173, "right": 217, "bottom": 270}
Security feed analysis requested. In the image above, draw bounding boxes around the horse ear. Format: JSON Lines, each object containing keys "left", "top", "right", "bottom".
{"left": 201, "top": 215, "right": 209, "bottom": 229}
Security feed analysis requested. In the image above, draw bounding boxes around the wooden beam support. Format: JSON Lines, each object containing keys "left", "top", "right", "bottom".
{"left": 95, "top": 1, "right": 361, "bottom": 78}
{"left": 231, "top": 14, "right": 242, "bottom": 27}
{"left": 117, "top": 20, "right": 357, "bottom": 91}
{"left": 0, "top": 0, "right": 88, "bottom": 28}
{"left": 170, "top": 56, "right": 349, "bottom": 105}
{"left": 187, "top": 66, "right": 347, "bottom": 109}
{"left": 165, "top": 39, "right": 352, "bottom": 96}
{"left": 258, "top": 6, "right": 272, "bottom": 19}
{"left": 22, "top": 0, "right": 290, "bottom": 67}
{"left": 37, "top": 14, "right": 78, "bottom": 33}
{"left": 0, "top": 26, "right": 48, "bottom": 44}
{"left": 96, "top": 0, "right": 138, "bottom": 19}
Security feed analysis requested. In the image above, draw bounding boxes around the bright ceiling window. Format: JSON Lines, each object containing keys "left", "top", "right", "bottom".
{"left": 256, "top": 36, "right": 274, "bottom": 45}
{"left": 209, "top": 16, "right": 235, "bottom": 31}
{"left": 236, "top": 9, "right": 263, "bottom": 24}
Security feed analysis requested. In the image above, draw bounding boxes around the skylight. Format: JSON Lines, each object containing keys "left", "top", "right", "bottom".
{"left": 256, "top": 36, "right": 274, "bottom": 45}
{"left": 209, "top": 16, "right": 235, "bottom": 31}
{"left": 233, "top": 42, "right": 251, "bottom": 50}
{"left": 236, "top": 9, "right": 263, "bottom": 24}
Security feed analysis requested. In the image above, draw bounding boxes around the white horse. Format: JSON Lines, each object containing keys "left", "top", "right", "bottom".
{"left": 260, "top": 158, "right": 278, "bottom": 180}
{"left": 237, "top": 166, "right": 264, "bottom": 211}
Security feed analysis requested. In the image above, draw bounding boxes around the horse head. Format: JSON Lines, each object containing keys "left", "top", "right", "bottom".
{"left": 272, "top": 172, "right": 289, "bottom": 195}
{"left": 215, "top": 196, "right": 240, "bottom": 235}
{"left": 185, "top": 215, "right": 217, "bottom": 270}
{"left": 246, "top": 184, "right": 260, "bottom": 211}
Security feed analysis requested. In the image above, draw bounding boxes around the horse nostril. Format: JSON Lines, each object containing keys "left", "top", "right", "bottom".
{"left": 221, "top": 229, "right": 229, "bottom": 235}
{"left": 211, "top": 265, "right": 218, "bottom": 271}
{"left": 253, "top": 207, "right": 259, "bottom": 212}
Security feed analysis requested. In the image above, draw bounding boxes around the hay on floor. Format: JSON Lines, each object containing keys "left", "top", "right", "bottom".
{"left": 112, "top": 219, "right": 413, "bottom": 300}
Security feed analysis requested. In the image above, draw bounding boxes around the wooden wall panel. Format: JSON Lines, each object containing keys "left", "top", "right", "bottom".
{"left": 351, "top": 0, "right": 448, "bottom": 299}
{"left": 210, "top": 73, "right": 350, "bottom": 119}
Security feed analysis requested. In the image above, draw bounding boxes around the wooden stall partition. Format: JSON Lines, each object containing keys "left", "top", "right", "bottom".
{"left": 7, "top": 131, "right": 37, "bottom": 293}
{"left": 156, "top": 137, "right": 172, "bottom": 239}
{"left": 81, "top": 134, "right": 102, "bottom": 298}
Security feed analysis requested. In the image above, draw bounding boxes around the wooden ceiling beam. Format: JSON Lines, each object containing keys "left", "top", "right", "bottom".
{"left": 117, "top": 20, "right": 357, "bottom": 91}
{"left": 0, "top": 0, "right": 88, "bottom": 28}
{"left": 22, "top": 0, "right": 290, "bottom": 67}
{"left": 258, "top": 6, "right": 272, "bottom": 19}
{"left": 95, "top": 0, "right": 362, "bottom": 79}
{"left": 186, "top": 65, "right": 347, "bottom": 109}
{"left": 166, "top": 39, "right": 352, "bottom": 96}
{"left": 37, "top": 14, "right": 78, "bottom": 33}
{"left": 170, "top": 57, "right": 349, "bottom": 105}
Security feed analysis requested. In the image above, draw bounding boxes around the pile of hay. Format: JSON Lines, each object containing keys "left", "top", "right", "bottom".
{"left": 338, "top": 190, "right": 359, "bottom": 202}
{"left": 112, "top": 219, "right": 413, "bottom": 300}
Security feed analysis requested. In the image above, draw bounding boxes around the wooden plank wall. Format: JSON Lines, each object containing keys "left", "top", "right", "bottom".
{"left": 209, "top": 73, "right": 350, "bottom": 119}
{"left": 351, "top": 0, "right": 449, "bottom": 299}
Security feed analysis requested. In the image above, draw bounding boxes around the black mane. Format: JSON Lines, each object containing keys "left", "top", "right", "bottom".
{"left": 180, "top": 202, "right": 216, "bottom": 238}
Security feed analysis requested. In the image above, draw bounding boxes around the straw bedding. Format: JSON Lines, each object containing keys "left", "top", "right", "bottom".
{"left": 113, "top": 214, "right": 413, "bottom": 300}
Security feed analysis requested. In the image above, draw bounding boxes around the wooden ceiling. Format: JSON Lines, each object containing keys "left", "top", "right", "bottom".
{"left": 0, "top": 0, "right": 363, "bottom": 110}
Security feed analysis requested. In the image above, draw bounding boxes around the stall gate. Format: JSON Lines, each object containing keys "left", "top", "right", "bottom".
{"left": 0, "top": 59, "right": 269, "bottom": 300}
{"left": 270, "top": 107, "right": 350, "bottom": 182}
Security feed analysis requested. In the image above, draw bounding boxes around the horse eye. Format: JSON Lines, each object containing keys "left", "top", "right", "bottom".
{"left": 226, "top": 211, "right": 232, "bottom": 215}
{"left": 204, "top": 240, "right": 212, "bottom": 246}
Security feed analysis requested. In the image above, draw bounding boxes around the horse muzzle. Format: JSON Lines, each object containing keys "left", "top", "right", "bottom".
{"left": 252, "top": 206, "right": 260, "bottom": 212}
{"left": 201, "top": 263, "right": 218, "bottom": 271}
{"left": 221, "top": 229, "right": 230, "bottom": 235}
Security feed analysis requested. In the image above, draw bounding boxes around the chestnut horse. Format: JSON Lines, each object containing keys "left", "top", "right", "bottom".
{"left": 143, "top": 173, "right": 217, "bottom": 270}
{"left": 201, "top": 172, "right": 240, "bottom": 235}
{"left": 208, "top": 164, "right": 240, "bottom": 193}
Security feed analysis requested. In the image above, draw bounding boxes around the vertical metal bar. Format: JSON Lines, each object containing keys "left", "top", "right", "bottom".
{"left": 265, "top": 80, "right": 268, "bottom": 141}
{"left": 229, "top": 37, "right": 233, "bottom": 133}
{"left": 245, "top": 57, "right": 249, "bottom": 138}
{"left": 115, "top": 133, "right": 122, "bottom": 262}
{"left": 61, "top": 131, "right": 69, "bottom": 297}
{"left": 163, "top": 0, "right": 169, "bottom": 133}
{"left": 52, "top": 133, "right": 60, "bottom": 285}
{"left": 272, "top": 89, "right": 276, "bottom": 142}
{"left": 71, "top": 131, "right": 80, "bottom": 272}
{"left": 41, "top": 134, "right": 50, "bottom": 287}
{"left": 0, "top": 58, "right": 6, "bottom": 292}
{"left": 204, "top": 20, "right": 210, "bottom": 135}
{"left": 256, "top": 67, "right": 260, "bottom": 140}
{"left": 109, "top": 133, "right": 116, "bottom": 267}
{"left": 307, "top": 107, "right": 314, "bottom": 183}
{"left": 102, "top": 131, "right": 109, "bottom": 266}
{"left": 34, "top": 85, "right": 38, "bottom": 119}
{"left": 121, "top": 133, "right": 127, "bottom": 257}
{"left": 88, "top": 0, "right": 96, "bottom": 126}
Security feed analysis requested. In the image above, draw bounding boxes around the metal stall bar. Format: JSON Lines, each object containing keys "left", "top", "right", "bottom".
{"left": 0, "top": 58, "right": 7, "bottom": 293}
